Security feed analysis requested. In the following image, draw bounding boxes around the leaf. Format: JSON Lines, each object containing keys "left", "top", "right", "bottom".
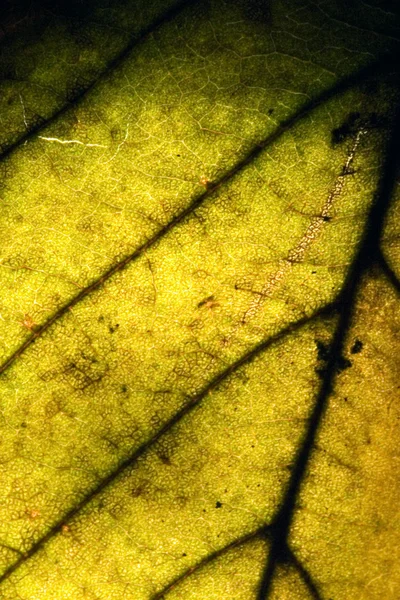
{"left": 0, "top": 1, "right": 399, "bottom": 598}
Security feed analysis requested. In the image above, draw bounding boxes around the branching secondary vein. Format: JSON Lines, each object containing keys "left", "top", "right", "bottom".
{"left": 0, "top": 57, "right": 390, "bottom": 377}
{"left": 151, "top": 526, "right": 270, "bottom": 600}
{"left": 0, "top": 304, "right": 335, "bottom": 585}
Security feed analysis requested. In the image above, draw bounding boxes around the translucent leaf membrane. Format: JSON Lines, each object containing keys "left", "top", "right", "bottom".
{"left": 0, "top": 314, "right": 335, "bottom": 584}
{"left": 0, "top": 0, "right": 399, "bottom": 598}
{"left": 0, "top": 0, "right": 396, "bottom": 356}
{"left": 0, "top": 82, "right": 390, "bottom": 571}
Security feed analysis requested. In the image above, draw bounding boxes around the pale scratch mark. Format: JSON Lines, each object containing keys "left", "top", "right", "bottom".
{"left": 19, "top": 94, "right": 28, "bottom": 130}
{"left": 225, "top": 128, "right": 367, "bottom": 345}
{"left": 38, "top": 136, "right": 107, "bottom": 148}
{"left": 365, "top": 573, "right": 384, "bottom": 588}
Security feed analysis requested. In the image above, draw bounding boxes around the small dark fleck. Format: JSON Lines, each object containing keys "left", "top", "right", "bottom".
{"left": 268, "top": 108, "right": 274, "bottom": 115}
{"left": 159, "top": 453, "right": 171, "bottom": 466}
{"left": 322, "top": 216, "right": 331, "bottom": 222}
{"left": 121, "top": 384, "right": 128, "bottom": 393}
{"left": 197, "top": 295, "right": 214, "bottom": 308}
{"left": 131, "top": 485, "right": 144, "bottom": 498}
{"left": 350, "top": 339, "right": 363, "bottom": 354}
{"left": 21, "top": 422, "right": 27, "bottom": 428}
{"left": 337, "top": 356, "right": 352, "bottom": 372}
{"left": 215, "top": 501, "right": 222, "bottom": 508}
{"left": 312, "top": 270, "right": 317, "bottom": 274}
{"left": 182, "top": 552, "right": 187, "bottom": 557}
{"left": 344, "top": 397, "right": 348, "bottom": 402}
{"left": 98, "top": 315, "right": 105, "bottom": 322}
{"left": 332, "top": 125, "right": 349, "bottom": 144}
{"left": 177, "top": 154, "right": 180, "bottom": 156}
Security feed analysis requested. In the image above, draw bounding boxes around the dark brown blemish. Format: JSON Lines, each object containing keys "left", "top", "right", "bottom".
{"left": 350, "top": 339, "right": 363, "bottom": 354}
{"left": 331, "top": 112, "right": 360, "bottom": 145}
{"left": 316, "top": 340, "right": 330, "bottom": 362}
{"left": 337, "top": 356, "right": 352, "bottom": 372}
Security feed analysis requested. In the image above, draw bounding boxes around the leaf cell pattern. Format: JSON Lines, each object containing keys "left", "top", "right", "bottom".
{"left": 0, "top": 1, "right": 399, "bottom": 599}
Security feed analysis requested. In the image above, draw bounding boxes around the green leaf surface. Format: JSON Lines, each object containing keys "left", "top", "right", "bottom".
{"left": 0, "top": 1, "right": 399, "bottom": 598}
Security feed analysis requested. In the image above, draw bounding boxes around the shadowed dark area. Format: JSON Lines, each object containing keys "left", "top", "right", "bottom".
{"left": 308, "top": 0, "right": 400, "bottom": 39}
{"left": 232, "top": 0, "right": 271, "bottom": 24}
{"left": 0, "top": 0, "right": 91, "bottom": 40}
{"left": 0, "top": 0, "right": 197, "bottom": 155}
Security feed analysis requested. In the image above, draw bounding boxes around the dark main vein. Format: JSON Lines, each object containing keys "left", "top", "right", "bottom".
{"left": 257, "top": 93, "right": 400, "bottom": 599}
{"left": 0, "top": 0, "right": 197, "bottom": 160}
{"left": 0, "top": 303, "right": 336, "bottom": 585}
{"left": 0, "top": 55, "right": 393, "bottom": 377}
